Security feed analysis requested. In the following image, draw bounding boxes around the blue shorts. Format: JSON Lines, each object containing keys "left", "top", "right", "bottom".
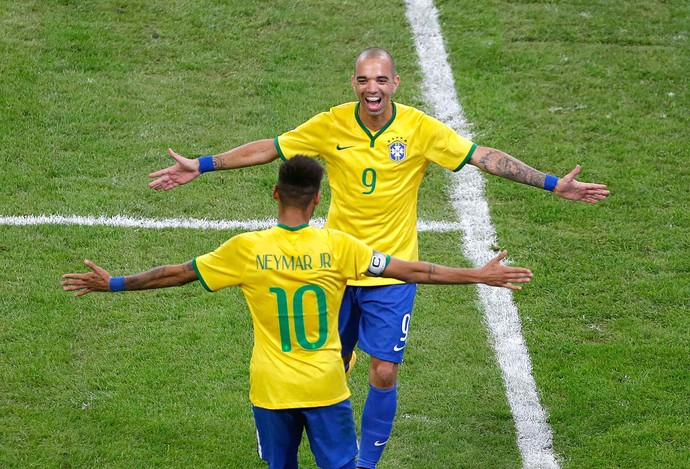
{"left": 252, "top": 399, "right": 357, "bottom": 469}
{"left": 339, "top": 283, "right": 417, "bottom": 363}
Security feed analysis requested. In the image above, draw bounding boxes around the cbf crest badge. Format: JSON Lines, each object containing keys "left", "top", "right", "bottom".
{"left": 387, "top": 137, "right": 408, "bottom": 163}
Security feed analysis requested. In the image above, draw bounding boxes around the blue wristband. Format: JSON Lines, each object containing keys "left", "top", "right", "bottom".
{"left": 197, "top": 155, "right": 214, "bottom": 173}
{"left": 109, "top": 276, "right": 126, "bottom": 292}
{"left": 544, "top": 174, "right": 559, "bottom": 192}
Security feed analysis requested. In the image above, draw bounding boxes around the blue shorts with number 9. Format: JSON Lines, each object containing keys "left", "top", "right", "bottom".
{"left": 338, "top": 284, "right": 417, "bottom": 364}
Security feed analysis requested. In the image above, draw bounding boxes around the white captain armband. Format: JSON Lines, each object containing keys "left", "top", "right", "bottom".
{"left": 366, "top": 251, "right": 389, "bottom": 277}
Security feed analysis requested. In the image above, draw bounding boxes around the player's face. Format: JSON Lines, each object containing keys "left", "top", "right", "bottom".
{"left": 351, "top": 56, "right": 400, "bottom": 120}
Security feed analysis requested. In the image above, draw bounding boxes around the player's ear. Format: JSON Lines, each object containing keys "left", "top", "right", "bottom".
{"left": 272, "top": 185, "right": 279, "bottom": 201}
{"left": 392, "top": 75, "right": 400, "bottom": 93}
{"left": 314, "top": 191, "right": 322, "bottom": 205}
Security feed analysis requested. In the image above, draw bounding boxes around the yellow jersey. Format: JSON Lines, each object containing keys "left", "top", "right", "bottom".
{"left": 193, "top": 224, "right": 375, "bottom": 409}
{"left": 275, "top": 102, "right": 476, "bottom": 286}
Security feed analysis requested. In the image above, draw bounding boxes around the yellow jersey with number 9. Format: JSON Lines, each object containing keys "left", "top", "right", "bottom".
{"left": 193, "top": 224, "right": 375, "bottom": 409}
{"left": 275, "top": 102, "right": 476, "bottom": 286}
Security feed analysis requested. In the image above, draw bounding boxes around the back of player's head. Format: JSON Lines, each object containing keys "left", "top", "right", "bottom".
{"left": 355, "top": 47, "right": 396, "bottom": 76}
{"left": 276, "top": 155, "right": 324, "bottom": 209}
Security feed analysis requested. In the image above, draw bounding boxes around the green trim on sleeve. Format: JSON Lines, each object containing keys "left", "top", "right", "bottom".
{"left": 274, "top": 137, "right": 287, "bottom": 161}
{"left": 192, "top": 258, "right": 213, "bottom": 292}
{"left": 452, "top": 142, "right": 477, "bottom": 172}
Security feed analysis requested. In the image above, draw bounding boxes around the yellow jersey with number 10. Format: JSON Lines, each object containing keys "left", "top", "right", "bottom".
{"left": 193, "top": 224, "right": 375, "bottom": 410}
{"left": 275, "top": 102, "right": 476, "bottom": 287}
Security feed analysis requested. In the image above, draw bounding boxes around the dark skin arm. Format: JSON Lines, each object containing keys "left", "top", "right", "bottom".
{"left": 470, "top": 146, "right": 610, "bottom": 204}
{"left": 61, "top": 260, "right": 198, "bottom": 297}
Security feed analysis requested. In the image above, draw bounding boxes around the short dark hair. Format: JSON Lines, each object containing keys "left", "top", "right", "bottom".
{"left": 276, "top": 155, "right": 324, "bottom": 209}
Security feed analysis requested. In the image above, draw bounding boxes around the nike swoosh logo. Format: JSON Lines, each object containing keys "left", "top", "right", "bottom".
{"left": 393, "top": 344, "right": 406, "bottom": 351}
{"left": 336, "top": 144, "right": 355, "bottom": 151}
{"left": 374, "top": 440, "right": 388, "bottom": 447}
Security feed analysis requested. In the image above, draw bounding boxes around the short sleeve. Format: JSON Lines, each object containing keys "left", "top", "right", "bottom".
{"left": 275, "top": 112, "right": 330, "bottom": 160}
{"left": 193, "top": 236, "right": 247, "bottom": 292}
{"left": 329, "top": 230, "right": 376, "bottom": 281}
{"left": 419, "top": 114, "right": 476, "bottom": 172}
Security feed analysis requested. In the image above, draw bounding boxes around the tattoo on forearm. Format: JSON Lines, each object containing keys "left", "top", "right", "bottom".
{"left": 479, "top": 149, "right": 544, "bottom": 187}
{"left": 128, "top": 266, "right": 166, "bottom": 290}
{"left": 134, "top": 264, "right": 190, "bottom": 289}
{"left": 212, "top": 156, "right": 226, "bottom": 170}
{"left": 426, "top": 263, "right": 436, "bottom": 281}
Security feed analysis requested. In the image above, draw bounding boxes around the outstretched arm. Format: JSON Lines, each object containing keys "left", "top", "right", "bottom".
{"left": 61, "top": 260, "right": 198, "bottom": 297}
{"left": 469, "top": 146, "right": 609, "bottom": 204}
{"left": 148, "top": 138, "right": 280, "bottom": 191}
{"left": 381, "top": 251, "right": 533, "bottom": 290}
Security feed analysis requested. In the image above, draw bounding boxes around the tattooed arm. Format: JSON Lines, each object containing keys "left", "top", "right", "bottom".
{"left": 61, "top": 260, "right": 198, "bottom": 297}
{"left": 470, "top": 146, "right": 609, "bottom": 204}
{"left": 381, "top": 251, "right": 533, "bottom": 291}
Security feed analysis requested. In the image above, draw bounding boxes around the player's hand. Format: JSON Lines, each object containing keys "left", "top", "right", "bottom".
{"left": 148, "top": 148, "right": 201, "bottom": 190}
{"left": 61, "top": 260, "right": 111, "bottom": 296}
{"left": 554, "top": 165, "right": 610, "bottom": 204}
{"left": 480, "top": 251, "right": 533, "bottom": 290}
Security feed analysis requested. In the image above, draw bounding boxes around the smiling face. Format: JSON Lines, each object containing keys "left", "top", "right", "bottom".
{"left": 351, "top": 50, "right": 400, "bottom": 130}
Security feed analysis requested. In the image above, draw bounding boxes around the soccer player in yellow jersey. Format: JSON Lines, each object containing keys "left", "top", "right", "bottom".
{"left": 147, "top": 48, "right": 609, "bottom": 467}
{"left": 64, "top": 156, "right": 533, "bottom": 469}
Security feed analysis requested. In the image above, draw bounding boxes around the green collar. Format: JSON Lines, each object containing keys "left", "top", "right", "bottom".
{"left": 277, "top": 223, "right": 309, "bottom": 231}
{"left": 355, "top": 101, "right": 397, "bottom": 147}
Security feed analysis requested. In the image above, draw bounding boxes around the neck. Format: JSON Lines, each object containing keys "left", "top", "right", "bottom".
{"left": 358, "top": 105, "right": 393, "bottom": 131}
{"left": 277, "top": 206, "right": 312, "bottom": 228}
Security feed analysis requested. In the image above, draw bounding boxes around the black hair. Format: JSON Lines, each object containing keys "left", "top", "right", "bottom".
{"left": 276, "top": 155, "right": 324, "bottom": 209}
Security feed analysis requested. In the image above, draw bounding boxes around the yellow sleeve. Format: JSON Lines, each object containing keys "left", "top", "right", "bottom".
{"left": 193, "top": 236, "right": 247, "bottom": 292}
{"left": 329, "top": 230, "right": 376, "bottom": 281}
{"left": 274, "top": 112, "right": 330, "bottom": 160}
{"left": 419, "top": 114, "right": 477, "bottom": 172}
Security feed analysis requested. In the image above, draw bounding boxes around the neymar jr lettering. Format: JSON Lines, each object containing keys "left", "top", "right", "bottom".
{"left": 256, "top": 253, "right": 332, "bottom": 271}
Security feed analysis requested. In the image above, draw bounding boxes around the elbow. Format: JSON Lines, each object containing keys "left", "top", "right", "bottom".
{"left": 259, "top": 139, "right": 280, "bottom": 164}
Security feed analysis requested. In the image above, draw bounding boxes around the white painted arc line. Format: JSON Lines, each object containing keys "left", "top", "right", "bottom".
{"left": 404, "top": 1, "right": 560, "bottom": 468}
{"left": 0, "top": 215, "right": 463, "bottom": 233}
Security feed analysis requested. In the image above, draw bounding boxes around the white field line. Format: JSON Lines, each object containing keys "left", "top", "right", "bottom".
{"left": 5, "top": 6, "right": 558, "bottom": 466}
{"left": 405, "top": 1, "right": 560, "bottom": 468}
{"left": 0, "top": 214, "right": 463, "bottom": 233}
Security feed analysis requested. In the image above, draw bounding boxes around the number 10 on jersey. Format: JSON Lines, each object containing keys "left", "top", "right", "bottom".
{"left": 269, "top": 285, "right": 329, "bottom": 352}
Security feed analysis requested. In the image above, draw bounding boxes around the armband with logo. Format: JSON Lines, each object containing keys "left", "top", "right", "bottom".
{"left": 366, "top": 251, "right": 389, "bottom": 277}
